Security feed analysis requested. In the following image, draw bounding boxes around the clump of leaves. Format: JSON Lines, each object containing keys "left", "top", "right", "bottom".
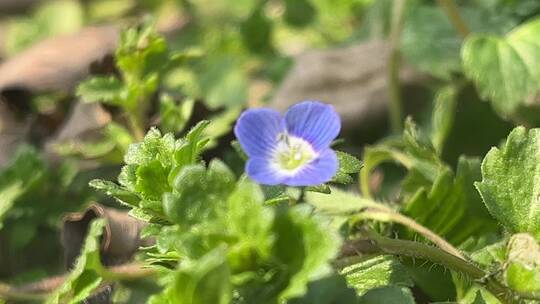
{"left": 86, "top": 121, "right": 359, "bottom": 303}
{"left": 73, "top": 22, "right": 201, "bottom": 162}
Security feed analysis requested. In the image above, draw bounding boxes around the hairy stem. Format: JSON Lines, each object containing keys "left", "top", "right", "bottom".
{"left": 387, "top": 0, "right": 406, "bottom": 133}
{"left": 358, "top": 206, "right": 465, "bottom": 259}
{"left": 344, "top": 232, "right": 513, "bottom": 303}
{"left": 436, "top": 0, "right": 470, "bottom": 38}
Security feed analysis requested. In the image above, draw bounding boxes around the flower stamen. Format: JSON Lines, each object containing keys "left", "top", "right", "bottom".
{"left": 272, "top": 134, "right": 316, "bottom": 174}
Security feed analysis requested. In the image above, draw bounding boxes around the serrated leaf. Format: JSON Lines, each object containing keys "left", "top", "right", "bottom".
{"left": 226, "top": 179, "right": 273, "bottom": 272}
{"left": 476, "top": 127, "right": 540, "bottom": 240}
{"left": 360, "top": 119, "right": 443, "bottom": 198}
{"left": 330, "top": 171, "right": 354, "bottom": 184}
{"left": 336, "top": 151, "right": 362, "bottom": 174}
{"left": 405, "top": 157, "right": 497, "bottom": 245}
{"left": 272, "top": 207, "right": 341, "bottom": 301}
{"left": 462, "top": 18, "right": 540, "bottom": 119}
{"left": 135, "top": 159, "right": 171, "bottom": 201}
{"left": 305, "top": 184, "right": 331, "bottom": 194}
{"left": 331, "top": 151, "right": 361, "bottom": 185}
{"left": 164, "top": 160, "right": 236, "bottom": 227}
{"left": 77, "top": 76, "right": 123, "bottom": 104}
{"left": 340, "top": 255, "right": 413, "bottom": 296}
{"left": 46, "top": 219, "right": 106, "bottom": 304}
{"left": 149, "top": 247, "right": 232, "bottom": 304}
{"left": 89, "top": 179, "right": 140, "bottom": 207}
{"left": 125, "top": 127, "right": 175, "bottom": 166}
{"left": 175, "top": 120, "right": 210, "bottom": 166}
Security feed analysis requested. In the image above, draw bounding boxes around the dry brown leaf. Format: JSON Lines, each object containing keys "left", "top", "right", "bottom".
{"left": 61, "top": 203, "right": 150, "bottom": 269}
{"left": 271, "top": 40, "right": 428, "bottom": 131}
{"left": 0, "top": 25, "right": 119, "bottom": 95}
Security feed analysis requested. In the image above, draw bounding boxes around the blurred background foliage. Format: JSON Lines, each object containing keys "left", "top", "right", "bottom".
{"left": 1, "top": 0, "right": 540, "bottom": 303}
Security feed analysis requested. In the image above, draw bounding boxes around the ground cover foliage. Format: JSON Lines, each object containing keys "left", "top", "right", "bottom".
{"left": 2, "top": 0, "right": 540, "bottom": 303}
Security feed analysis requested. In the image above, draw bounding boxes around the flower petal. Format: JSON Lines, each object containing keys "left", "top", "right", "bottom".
{"left": 246, "top": 157, "right": 285, "bottom": 185}
{"left": 284, "top": 101, "right": 341, "bottom": 151}
{"left": 234, "top": 108, "right": 285, "bottom": 157}
{"left": 284, "top": 148, "right": 338, "bottom": 186}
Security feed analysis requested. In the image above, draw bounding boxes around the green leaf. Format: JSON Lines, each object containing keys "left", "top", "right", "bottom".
{"left": 358, "top": 286, "right": 416, "bottom": 304}
{"left": 198, "top": 57, "right": 249, "bottom": 109}
{"left": 240, "top": 8, "right": 273, "bottom": 54}
{"left": 273, "top": 207, "right": 340, "bottom": 301}
{"left": 150, "top": 247, "right": 232, "bottom": 304}
{"left": 340, "top": 255, "right": 413, "bottom": 296}
{"left": 226, "top": 178, "right": 273, "bottom": 272}
{"left": 288, "top": 274, "right": 359, "bottom": 304}
{"left": 305, "top": 184, "right": 331, "bottom": 194}
{"left": 306, "top": 187, "right": 378, "bottom": 214}
{"left": 46, "top": 219, "right": 106, "bottom": 304}
{"left": 164, "top": 160, "right": 236, "bottom": 227}
{"left": 160, "top": 95, "right": 195, "bottom": 134}
{"left": 175, "top": 120, "right": 211, "bottom": 166}
{"left": 405, "top": 157, "right": 498, "bottom": 245}
{"left": 203, "top": 108, "right": 241, "bottom": 146}
{"left": 135, "top": 159, "right": 171, "bottom": 201}
{"left": 0, "top": 147, "right": 45, "bottom": 229}
{"left": 331, "top": 151, "right": 362, "bottom": 185}
{"left": 401, "top": 5, "right": 462, "bottom": 79}
{"left": 125, "top": 127, "right": 176, "bottom": 167}
{"left": 88, "top": 179, "right": 140, "bottom": 207}
{"left": 0, "top": 182, "right": 24, "bottom": 230}
{"left": 431, "top": 84, "right": 459, "bottom": 155}
{"left": 116, "top": 23, "right": 169, "bottom": 80}
{"left": 458, "top": 288, "right": 501, "bottom": 304}
{"left": 77, "top": 76, "right": 123, "bottom": 104}
{"left": 476, "top": 127, "right": 540, "bottom": 240}
{"left": 360, "top": 119, "right": 443, "bottom": 198}
{"left": 284, "top": 0, "right": 316, "bottom": 28}
{"left": 462, "top": 18, "right": 540, "bottom": 119}
{"left": 336, "top": 151, "right": 362, "bottom": 173}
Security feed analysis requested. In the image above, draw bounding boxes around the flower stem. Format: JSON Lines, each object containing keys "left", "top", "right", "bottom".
{"left": 436, "top": 0, "right": 470, "bottom": 39}
{"left": 387, "top": 0, "right": 406, "bottom": 134}
{"left": 128, "top": 111, "right": 145, "bottom": 141}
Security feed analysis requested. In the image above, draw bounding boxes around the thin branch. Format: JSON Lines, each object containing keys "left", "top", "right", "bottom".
{"left": 436, "top": 0, "right": 470, "bottom": 39}
{"left": 0, "top": 263, "right": 156, "bottom": 302}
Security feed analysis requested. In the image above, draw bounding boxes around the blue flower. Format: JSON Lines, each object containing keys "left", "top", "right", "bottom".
{"left": 234, "top": 101, "right": 341, "bottom": 186}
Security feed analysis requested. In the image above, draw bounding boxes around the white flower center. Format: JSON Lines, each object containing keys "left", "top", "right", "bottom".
{"left": 271, "top": 134, "right": 316, "bottom": 175}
